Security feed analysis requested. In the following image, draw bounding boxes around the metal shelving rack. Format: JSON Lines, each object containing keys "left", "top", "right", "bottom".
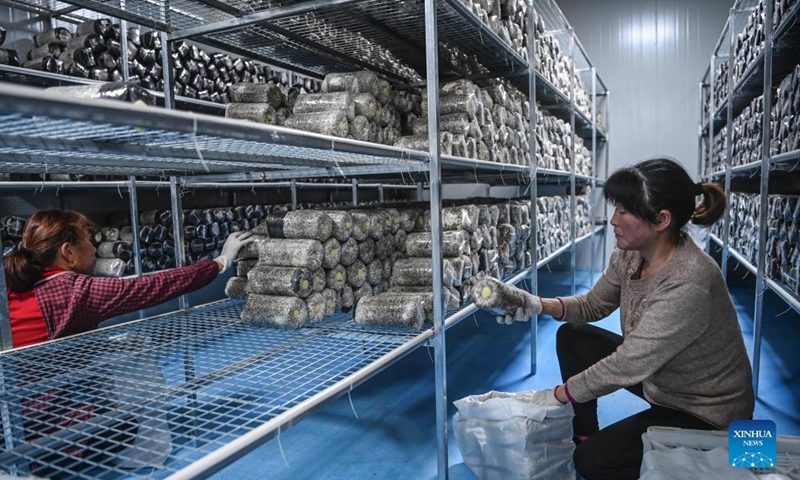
{"left": 0, "top": 63, "right": 228, "bottom": 115}
{"left": 699, "top": 0, "right": 800, "bottom": 396}
{"left": 0, "top": 0, "right": 609, "bottom": 478}
{"left": 533, "top": 0, "right": 609, "bottom": 299}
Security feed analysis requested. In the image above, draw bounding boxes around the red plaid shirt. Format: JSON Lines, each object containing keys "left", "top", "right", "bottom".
{"left": 8, "top": 259, "right": 218, "bottom": 347}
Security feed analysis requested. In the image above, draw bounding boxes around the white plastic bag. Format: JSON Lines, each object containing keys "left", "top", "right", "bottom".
{"left": 640, "top": 445, "right": 793, "bottom": 480}
{"left": 453, "top": 390, "right": 575, "bottom": 480}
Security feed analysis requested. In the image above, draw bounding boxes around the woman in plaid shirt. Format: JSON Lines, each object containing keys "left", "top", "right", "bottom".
{"left": 4, "top": 209, "right": 253, "bottom": 348}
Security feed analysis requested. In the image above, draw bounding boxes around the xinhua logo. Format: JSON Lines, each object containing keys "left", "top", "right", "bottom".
{"left": 728, "top": 420, "right": 777, "bottom": 469}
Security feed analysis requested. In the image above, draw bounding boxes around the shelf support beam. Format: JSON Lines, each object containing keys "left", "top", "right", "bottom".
{"left": 423, "top": 0, "right": 448, "bottom": 478}
{"left": 527, "top": 0, "right": 539, "bottom": 375}
{"left": 752, "top": 0, "right": 775, "bottom": 397}
{"left": 603, "top": 90, "right": 610, "bottom": 269}
{"left": 590, "top": 66, "right": 597, "bottom": 286}
{"left": 569, "top": 29, "right": 578, "bottom": 296}
{"left": 169, "top": 177, "right": 188, "bottom": 311}
{"left": 128, "top": 176, "right": 143, "bottom": 278}
{"left": 0, "top": 226, "right": 11, "bottom": 351}
{"left": 721, "top": 9, "right": 735, "bottom": 281}
{"left": 291, "top": 179, "right": 298, "bottom": 211}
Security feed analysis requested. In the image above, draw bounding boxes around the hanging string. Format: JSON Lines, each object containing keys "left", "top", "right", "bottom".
{"left": 347, "top": 383, "right": 359, "bottom": 419}
{"left": 276, "top": 426, "right": 290, "bottom": 469}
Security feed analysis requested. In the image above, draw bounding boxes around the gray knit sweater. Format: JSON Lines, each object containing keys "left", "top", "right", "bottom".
{"left": 559, "top": 235, "right": 755, "bottom": 429}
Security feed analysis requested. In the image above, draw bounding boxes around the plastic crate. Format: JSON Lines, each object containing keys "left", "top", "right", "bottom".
{"left": 642, "top": 426, "right": 800, "bottom": 479}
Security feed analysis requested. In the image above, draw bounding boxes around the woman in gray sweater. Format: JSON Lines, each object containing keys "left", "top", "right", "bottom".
{"left": 495, "top": 157, "right": 755, "bottom": 480}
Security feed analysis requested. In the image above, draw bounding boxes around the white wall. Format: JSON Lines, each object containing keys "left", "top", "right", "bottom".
{"left": 559, "top": 0, "right": 732, "bottom": 177}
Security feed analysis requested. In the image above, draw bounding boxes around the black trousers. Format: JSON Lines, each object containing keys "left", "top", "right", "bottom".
{"left": 556, "top": 323, "right": 717, "bottom": 480}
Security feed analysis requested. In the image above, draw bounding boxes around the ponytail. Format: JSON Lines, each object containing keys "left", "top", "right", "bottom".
{"left": 4, "top": 247, "right": 45, "bottom": 293}
{"left": 692, "top": 182, "right": 727, "bottom": 226}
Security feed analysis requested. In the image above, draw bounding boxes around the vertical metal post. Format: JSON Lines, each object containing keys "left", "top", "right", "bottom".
{"left": 752, "top": 0, "right": 774, "bottom": 397}
{"left": 569, "top": 30, "right": 577, "bottom": 295}
{"left": 721, "top": 10, "right": 735, "bottom": 281}
{"left": 169, "top": 177, "right": 187, "bottom": 310}
{"left": 708, "top": 55, "right": 716, "bottom": 180}
{"left": 527, "top": 0, "right": 539, "bottom": 375}
{"left": 416, "top": 182, "right": 424, "bottom": 201}
{"left": 698, "top": 81, "right": 710, "bottom": 253}
{"left": 590, "top": 67, "right": 597, "bottom": 283}
{"left": 698, "top": 82, "right": 705, "bottom": 181}
{"left": 128, "top": 176, "right": 143, "bottom": 277}
{"left": 159, "top": 31, "right": 175, "bottom": 110}
{"left": 120, "top": 20, "right": 131, "bottom": 82}
{"left": 424, "top": 0, "right": 447, "bottom": 478}
{"left": 1, "top": 363, "right": 28, "bottom": 475}
{"left": 351, "top": 179, "right": 358, "bottom": 206}
{"left": 0, "top": 227, "right": 12, "bottom": 351}
{"left": 171, "top": 177, "right": 197, "bottom": 436}
{"left": 708, "top": 55, "right": 717, "bottom": 254}
{"left": 290, "top": 179, "right": 298, "bottom": 211}
{"left": 603, "top": 91, "right": 610, "bottom": 269}
{"left": 378, "top": 185, "right": 385, "bottom": 203}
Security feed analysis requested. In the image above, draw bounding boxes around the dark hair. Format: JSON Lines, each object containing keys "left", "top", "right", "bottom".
{"left": 4, "top": 210, "right": 94, "bottom": 292}
{"left": 603, "top": 157, "right": 726, "bottom": 241}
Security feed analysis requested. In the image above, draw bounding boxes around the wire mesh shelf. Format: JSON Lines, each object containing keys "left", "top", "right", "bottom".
{"left": 0, "top": 299, "right": 428, "bottom": 479}
{"left": 712, "top": 0, "right": 800, "bottom": 134}
{"left": 765, "top": 277, "right": 800, "bottom": 315}
{"left": 772, "top": 149, "right": 800, "bottom": 169}
{"left": 1, "top": 0, "right": 607, "bottom": 140}
{"left": 730, "top": 160, "right": 763, "bottom": 176}
{"left": 0, "top": 0, "right": 107, "bottom": 25}
{"left": 8, "top": 0, "right": 525, "bottom": 85}
{"left": 710, "top": 232, "right": 723, "bottom": 247}
{"left": 536, "top": 167, "right": 570, "bottom": 180}
{"left": 536, "top": 73, "right": 603, "bottom": 141}
{"left": 0, "top": 65, "right": 227, "bottom": 117}
{"left": 197, "top": 0, "right": 527, "bottom": 85}
{"left": 0, "top": 83, "right": 430, "bottom": 177}
{"left": 51, "top": 0, "right": 230, "bottom": 32}
{"left": 0, "top": 257, "right": 550, "bottom": 479}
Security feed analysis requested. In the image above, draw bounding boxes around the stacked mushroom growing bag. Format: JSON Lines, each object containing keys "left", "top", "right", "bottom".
{"left": 231, "top": 210, "right": 337, "bottom": 328}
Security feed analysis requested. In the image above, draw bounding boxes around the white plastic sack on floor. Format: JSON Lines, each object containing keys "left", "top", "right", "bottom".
{"left": 453, "top": 390, "right": 575, "bottom": 480}
{"left": 639, "top": 445, "right": 792, "bottom": 480}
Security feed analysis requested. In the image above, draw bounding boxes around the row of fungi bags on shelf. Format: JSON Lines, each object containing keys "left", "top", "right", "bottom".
{"left": 225, "top": 194, "right": 592, "bottom": 330}
{"left": 732, "top": 0, "right": 800, "bottom": 86}
{"left": 0, "top": 203, "right": 331, "bottom": 276}
{"left": 772, "top": 64, "right": 800, "bottom": 155}
{"left": 0, "top": 19, "right": 318, "bottom": 103}
{"left": 716, "top": 193, "right": 800, "bottom": 295}
{"left": 707, "top": 61, "right": 800, "bottom": 182}
{"left": 1, "top": 189, "right": 590, "bottom": 281}
{"left": 766, "top": 195, "right": 800, "bottom": 294}
{"left": 225, "top": 70, "right": 593, "bottom": 174}
{"left": 707, "top": 0, "right": 795, "bottom": 115}
{"left": 448, "top": 0, "right": 598, "bottom": 129}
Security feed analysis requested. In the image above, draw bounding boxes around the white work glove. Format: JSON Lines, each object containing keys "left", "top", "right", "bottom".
{"left": 531, "top": 388, "right": 566, "bottom": 407}
{"left": 215, "top": 230, "right": 255, "bottom": 273}
{"left": 495, "top": 287, "right": 542, "bottom": 325}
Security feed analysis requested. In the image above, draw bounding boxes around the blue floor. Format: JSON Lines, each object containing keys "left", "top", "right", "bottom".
{"left": 212, "top": 266, "right": 800, "bottom": 480}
